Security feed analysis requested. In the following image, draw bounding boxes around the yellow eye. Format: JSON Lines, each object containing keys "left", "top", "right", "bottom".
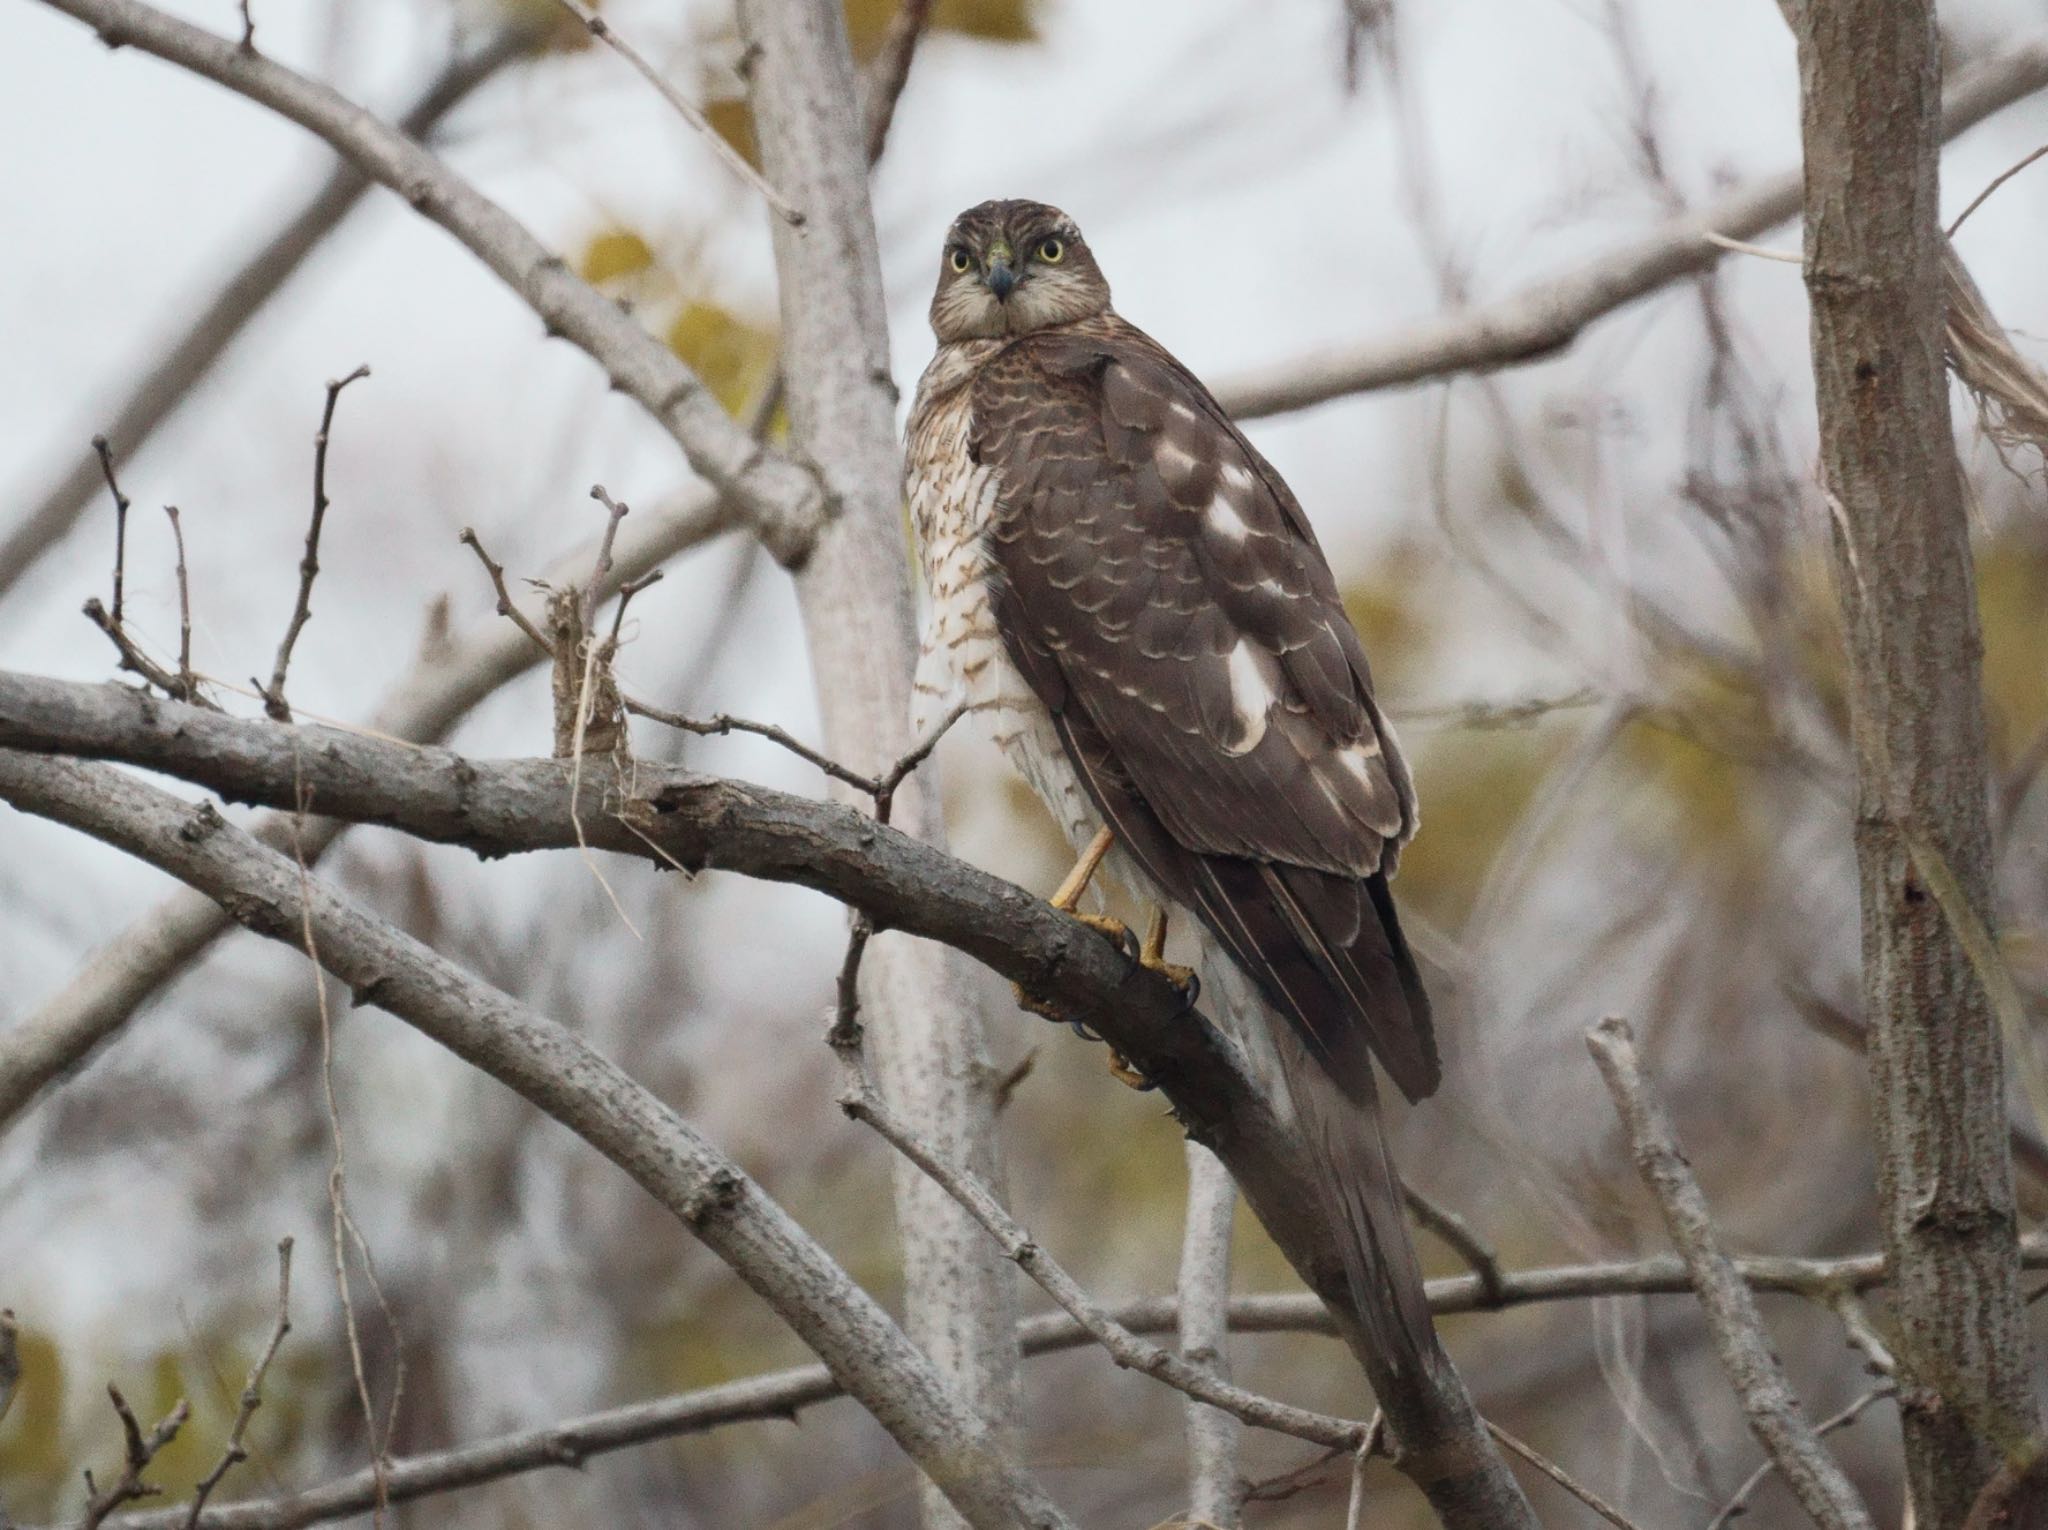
{"left": 1037, "top": 237, "right": 1065, "bottom": 264}
{"left": 948, "top": 246, "right": 972, "bottom": 273}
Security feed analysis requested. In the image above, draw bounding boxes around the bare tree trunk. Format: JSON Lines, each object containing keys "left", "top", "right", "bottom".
{"left": 734, "top": 8, "right": 1021, "bottom": 1527}
{"left": 1795, "top": 4, "right": 2041, "bottom": 1521}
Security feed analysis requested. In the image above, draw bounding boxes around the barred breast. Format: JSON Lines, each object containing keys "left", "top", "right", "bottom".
{"left": 907, "top": 344, "right": 1101, "bottom": 854}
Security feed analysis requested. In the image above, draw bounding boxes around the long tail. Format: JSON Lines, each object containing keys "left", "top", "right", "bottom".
{"left": 1268, "top": 1015, "right": 1437, "bottom": 1387}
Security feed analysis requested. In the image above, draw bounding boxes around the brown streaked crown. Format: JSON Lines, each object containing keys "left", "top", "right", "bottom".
{"left": 928, "top": 199, "right": 1111, "bottom": 342}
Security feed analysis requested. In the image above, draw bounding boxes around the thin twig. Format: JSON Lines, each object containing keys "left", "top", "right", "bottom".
{"left": 263, "top": 365, "right": 369, "bottom": 721}
{"left": 81, "top": 597, "right": 219, "bottom": 711}
{"left": 92, "top": 434, "right": 131, "bottom": 628}
{"left": 235, "top": 0, "right": 252, "bottom": 50}
{"left": 1400, "top": 1181, "right": 1507, "bottom": 1307}
{"left": 163, "top": 506, "right": 196, "bottom": 702}
{"left": 1705, "top": 1386, "right": 1898, "bottom": 1530}
{"left": 456, "top": 529, "right": 553, "bottom": 656}
{"left": 182, "top": 1239, "right": 295, "bottom": 1528}
{"left": 832, "top": 1025, "right": 1370, "bottom": 1453}
{"left": 1949, "top": 141, "right": 2048, "bottom": 234}
{"left": 547, "top": 0, "right": 802, "bottom": 225}
{"left": 291, "top": 795, "right": 397, "bottom": 1527}
{"left": 1702, "top": 230, "right": 1803, "bottom": 263}
{"left": 608, "top": 570, "right": 665, "bottom": 648}
{"left": 82, "top": 1386, "right": 190, "bottom": 1528}
{"left": 872, "top": 700, "right": 966, "bottom": 825}
{"left": 1829, "top": 1292, "right": 1897, "bottom": 1379}
{"left": 1484, "top": 1420, "right": 1646, "bottom": 1530}
{"left": 1586, "top": 1017, "right": 1875, "bottom": 1530}
{"left": 581, "top": 485, "right": 630, "bottom": 633}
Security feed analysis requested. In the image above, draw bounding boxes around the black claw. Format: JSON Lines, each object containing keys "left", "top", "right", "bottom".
{"left": 1068, "top": 1019, "right": 1103, "bottom": 1043}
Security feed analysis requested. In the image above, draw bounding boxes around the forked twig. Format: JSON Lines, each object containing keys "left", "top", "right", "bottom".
{"left": 182, "top": 1237, "right": 295, "bottom": 1527}
{"left": 81, "top": 1385, "right": 190, "bottom": 1528}
{"left": 1705, "top": 1386, "right": 1897, "bottom": 1530}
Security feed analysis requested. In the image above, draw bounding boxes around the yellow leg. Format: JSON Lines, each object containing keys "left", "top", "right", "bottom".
{"left": 1015, "top": 826, "right": 1128, "bottom": 1023}
{"left": 1050, "top": 825, "right": 1115, "bottom": 912}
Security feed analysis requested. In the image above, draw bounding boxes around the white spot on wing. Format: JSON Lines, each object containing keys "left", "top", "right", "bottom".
{"left": 1156, "top": 439, "right": 1201, "bottom": 484}
{"left": 1224, "top": 641, "right": 1275, "bottom": 754}
{"left": 1206, "top": 495, "right": 1251, "bottom": 543}
{"left": 1220, "top": 461, "right": 1256, "bottom": 492}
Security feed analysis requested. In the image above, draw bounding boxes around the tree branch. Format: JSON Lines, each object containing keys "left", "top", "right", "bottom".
{"left": 0, "top": 749, "right": 1071, "bottom": 1530}
{"left": 1212, "top": 33, "right": 2048, "bottom": 419}
{"left": 735, "top": 3, "right": 1020, "bottom": 1510}
{"left": 1587, "top": 1017, "right": 1874, "bottom": 1530}
{"left": 34, "top": 0, "right": 826, "bottom": 562}
{"left": 1178, "top": 1144, "right": 1243, "bottom": 1527}
{"left": 0, "top": 0, "right": 932, "bottom": 1141}
{"left": 1794, "top": 0, "right": 2043, "bottom": 1519}
{"left": 834, "top": 1026, "right": 1367, "bottom": 1453}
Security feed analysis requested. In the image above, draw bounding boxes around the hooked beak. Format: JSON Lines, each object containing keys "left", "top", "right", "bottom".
{"left": 983, "top": 239, "right": 1017, "bottom": 301}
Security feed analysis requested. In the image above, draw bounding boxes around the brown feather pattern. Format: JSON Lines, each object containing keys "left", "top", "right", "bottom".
{"left": 968, "top": 315, "right": 1439, "bottom": 1102}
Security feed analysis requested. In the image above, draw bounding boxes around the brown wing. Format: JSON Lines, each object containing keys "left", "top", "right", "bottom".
{"left": 971, "top": 317, "right": 1438, "bottom": 1101}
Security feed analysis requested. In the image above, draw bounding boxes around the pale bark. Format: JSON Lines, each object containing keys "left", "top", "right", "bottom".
{"left": 1794, "top": 3, "right": 2041, "bottom": 1520}
{"left": 0, "top": 750, "right": 1073, "bottom": 1530}
{"left": 0, "top": 675, "right": 1536, "bottom": 1524}
{"left": 733, "top": 7, "right": 1020, "bottom": 1523}
{"left": 1178, "top": 1144, "right": 1244, "bottom": 1528}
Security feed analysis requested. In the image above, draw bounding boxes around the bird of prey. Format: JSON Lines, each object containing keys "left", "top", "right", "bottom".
{"left": 906, "top": 199, "right": 1438, "bottom": 1378}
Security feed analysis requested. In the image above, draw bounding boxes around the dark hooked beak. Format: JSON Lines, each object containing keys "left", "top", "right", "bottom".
{"left": 984, "top": 244, "right": 1017, "bottom": 301}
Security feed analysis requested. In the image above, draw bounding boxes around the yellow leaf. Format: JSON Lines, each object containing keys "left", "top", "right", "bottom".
{"left": 579, "top": 228, "right": 657, "bottom": 286}
{"left": 844, "top": 0, "right": 1041, "bottom": 57}
{"left": 666, "top": 301, "right": 778, "bottom": 416}
{"left": 932, "top": 0, "right": 1041, "bottom": 43}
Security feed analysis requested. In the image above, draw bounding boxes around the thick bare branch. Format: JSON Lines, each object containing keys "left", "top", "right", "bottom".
{"left": 1212, "top": 34, "right": 2048, "bottom": 419}
{"left": 1178, "top": 1144, "right": 1244, "bottom": 1527}
{"left": 34, "top": 0, "right": 825, "bottom": 562}
{"left": 12, "top": 675, "right": 1960, "bottom": 1522}
{"left": 1588, "top": 1017, "right": 1874, "bottom": 1530}
{"left": 735, "top": 0, "right": 1020, "bottom": 1504}
{"left": 0, "top": 486, "right": 732, "bottom": 1134}
{"left": 1795, "top": 0, "right": 2042, "bottom": 1519}
{"left": 0, "top": 750, "right": 1072, "bottom": 1530}
{"left": 0, "top": 0, "right": 932, "bottom": 1137}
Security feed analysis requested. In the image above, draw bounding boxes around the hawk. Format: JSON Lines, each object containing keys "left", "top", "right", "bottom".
{"left": 906, "top": 199, "right": 1437, "bottom": 1377}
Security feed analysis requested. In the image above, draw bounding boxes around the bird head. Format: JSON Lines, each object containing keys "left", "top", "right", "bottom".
{"left": 929, "top": 199, "right": 1111, "bottom": 341}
